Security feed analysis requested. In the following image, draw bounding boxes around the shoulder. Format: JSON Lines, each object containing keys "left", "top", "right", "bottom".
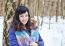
{"left": 9, "top": 25, "right": 16, "bottom": 31}
{"left": 8, "top": 26, "right": 19, "bottom": 46}
{"left": 8, "top": 25, "right": 16, "bottom": 35}
{"left": 31, "top": 27, "right": 39, "bottom": 36}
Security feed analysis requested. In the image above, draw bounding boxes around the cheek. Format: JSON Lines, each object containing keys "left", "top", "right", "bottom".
{"left": 26, "top": 17, "right": 29, "bottom": 20}
{"left": 19, "top": 17, "right": 23, "bottom": 22}
{"left": 24, "top": 17, "right": 29, "bottom": 23}
{"left": 19, "top": 17, "right": 29, "bottom": 22}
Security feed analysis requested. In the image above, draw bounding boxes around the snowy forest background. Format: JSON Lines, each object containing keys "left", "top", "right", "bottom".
{"left": 0, "top": 0, "right": 65, "bottom": 46}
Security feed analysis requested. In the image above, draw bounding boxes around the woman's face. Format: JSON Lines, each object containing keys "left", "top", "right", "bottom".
{"left": 19, "top": 11, "right": 29, "bottom": 25}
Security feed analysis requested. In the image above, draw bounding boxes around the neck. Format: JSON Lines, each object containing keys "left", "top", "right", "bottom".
{"left": 23, "top": 24, "right": 26, "bottom": 29}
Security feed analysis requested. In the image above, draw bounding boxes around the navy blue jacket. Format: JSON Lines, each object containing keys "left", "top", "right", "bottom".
{"left": 8, "top": 26, "right": 44, "bottom": 46}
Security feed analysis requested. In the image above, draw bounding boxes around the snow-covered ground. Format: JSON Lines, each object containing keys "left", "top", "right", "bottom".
{"left": 34, "top": 16, "right": 65, "bottom": 46}
{"left": 0, "top": 16, "right": 65, "bottom": 46}
{"left": 0, "top": 16, "right": 4, "bottom": 46}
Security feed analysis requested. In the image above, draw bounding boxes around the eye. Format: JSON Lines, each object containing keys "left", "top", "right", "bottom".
{"left": 19, "top": 15, "right": 24, "bottom": 17}
{"left": 20, "top": 16, "right": 23, "bottom": 17}
{"left": 25, "top": 15, "right": 28, "bottom": 17}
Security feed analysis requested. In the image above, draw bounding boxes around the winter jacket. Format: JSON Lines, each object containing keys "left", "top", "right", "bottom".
{"left": 8, "top": 26, "right": 44, "bottom": 46}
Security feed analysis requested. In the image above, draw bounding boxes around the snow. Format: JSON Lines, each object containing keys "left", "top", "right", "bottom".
{"left": 0, "top": 16, "right": 4, "bottom": 46}
{"left": 34, "top": 16, "right": 65, "bottom": 46}
{"left": 0, "top": 16, "right": 65, "bottom": 46}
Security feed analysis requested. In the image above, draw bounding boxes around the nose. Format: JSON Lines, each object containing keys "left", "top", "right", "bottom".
{"left": 22, "top": 16, "right": 28, "bottom": 20}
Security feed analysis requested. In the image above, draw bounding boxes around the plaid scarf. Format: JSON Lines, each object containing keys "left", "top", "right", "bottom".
{"left": 15, "top": 29, "right": 39, "bottom": 46}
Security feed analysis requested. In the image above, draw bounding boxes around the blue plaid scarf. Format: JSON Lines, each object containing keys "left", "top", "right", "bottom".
{"left": 15, "top": 29, "right": 39, "bottom": 46}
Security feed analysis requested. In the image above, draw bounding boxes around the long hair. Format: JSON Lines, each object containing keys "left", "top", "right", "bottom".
{"left": 11, "top": 6, "right": 33, "bottom": 32}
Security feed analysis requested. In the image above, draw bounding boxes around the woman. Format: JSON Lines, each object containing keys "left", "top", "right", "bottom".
{"left": 8, "top": 5, "right": 44, "bottom": 46}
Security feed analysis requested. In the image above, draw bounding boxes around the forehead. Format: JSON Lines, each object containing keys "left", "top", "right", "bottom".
{"left": 19, "top": 11, "right": 28, "bottom": 16}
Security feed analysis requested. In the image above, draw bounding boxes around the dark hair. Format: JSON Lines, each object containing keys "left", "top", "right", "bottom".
{"left": 11, "top": 6, "right": 32, "bottom": 32}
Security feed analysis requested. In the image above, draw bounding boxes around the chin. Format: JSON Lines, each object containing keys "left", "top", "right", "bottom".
{"left": 22, "top": 23, "right": 27, "bottom": 25}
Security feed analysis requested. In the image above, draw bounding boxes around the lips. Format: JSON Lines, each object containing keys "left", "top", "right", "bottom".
{"left": 21, "top": 21, "right": 28, "bottom": 24}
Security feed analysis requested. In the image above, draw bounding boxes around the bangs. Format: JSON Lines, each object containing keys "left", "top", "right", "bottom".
{"left": 15, "top": 6, "right": 29, "bottom": 15}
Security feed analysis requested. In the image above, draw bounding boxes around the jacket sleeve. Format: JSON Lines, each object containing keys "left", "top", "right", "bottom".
{"left": 8, "top": 26, "right": 19, "bottom": 46}
{"left": 38, "top": 34, "right": 44, "bottom": 46}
